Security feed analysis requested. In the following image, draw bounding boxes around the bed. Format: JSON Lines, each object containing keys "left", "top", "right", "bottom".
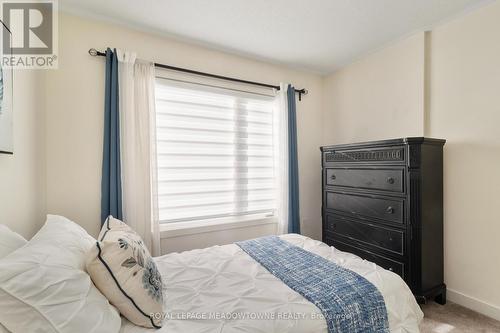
{"left": 0, "top": 217, "right": 423, "bottom": 333}
{"left": 120, "top": 234, "right": 423, "bottom": 333}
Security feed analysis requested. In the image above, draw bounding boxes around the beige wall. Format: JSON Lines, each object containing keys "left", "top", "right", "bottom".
{"left": 0, "top": 70, "right": 46, "bottom": 239}
{"left": 323, "top": 33, "right": 426, "bottom": 143}
{"left": 427, "top": 1, "right": 500, "bottom": 319}
{"left": 322, "top": 1, "right": 500, "bottom": 320}
{"left": 44, "top": 14, "right": 324, "bottom": 245}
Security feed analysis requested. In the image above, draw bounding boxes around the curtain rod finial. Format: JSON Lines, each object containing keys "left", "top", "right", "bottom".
{"left": 88, "top": 48, "right": 98, "bottom": 56}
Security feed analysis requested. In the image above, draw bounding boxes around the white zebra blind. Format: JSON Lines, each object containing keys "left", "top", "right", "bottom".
{"left": 154, "top": 78, "right": 277, "bottom": 223}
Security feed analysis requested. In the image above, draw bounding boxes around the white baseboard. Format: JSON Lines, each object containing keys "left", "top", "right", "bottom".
{"left": 447, "top": 288, "right": 500, "bottom": 321}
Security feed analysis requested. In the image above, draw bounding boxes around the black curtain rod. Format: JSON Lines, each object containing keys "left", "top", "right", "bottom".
{"left": 88, "top": 48, "right": 308, "bottom": 101}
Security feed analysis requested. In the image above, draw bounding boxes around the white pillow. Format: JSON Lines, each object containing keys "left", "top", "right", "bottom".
{"left": 0, "top": 215, "right": 121, "bottom": 333}
{"left": 0, "top": 224, "right": 27, "bottom": 259}
{"left": 0, "top": 225, "right": 26, "bottom": 333}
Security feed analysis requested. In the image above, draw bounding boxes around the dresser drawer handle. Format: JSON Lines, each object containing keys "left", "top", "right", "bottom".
{"left": 386, "top": 206, "right": 395, "bottom": 214}
{"left": 330, "top": 174, "right": 336, "bottom": 180}
{"left": 386, "top": 177, "right": 395, "bottom": 184}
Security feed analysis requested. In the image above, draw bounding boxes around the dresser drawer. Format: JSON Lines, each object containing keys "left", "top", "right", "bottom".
{"left": 327, "top": 238, "right": 405, "bottom": 278}
{"left": 325, "top": 214, "right": 404, "bottom": 255}
{"left": 325, "top": 168, "right": 404, "bottom": 193}
{"left": 325, "top": 191, "right": 404, "bottom": 224}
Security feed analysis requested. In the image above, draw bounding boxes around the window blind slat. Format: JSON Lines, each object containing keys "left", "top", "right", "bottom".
{"left": 158, "top": 177, "right": 275, "bottom": 183}
{"left": 156, "top": 119, "right": 273, "bottom": 135}
{"left": 161, "top": 196, "right": 275, "bottom": 209}
{"left": 156, "top": 105, "right": 273, "bottom": 125}
{"left": 157, "top": 152, "right": 274, "bottom": 158}
{"left": 156, "top": 128, "right": 273, "bottom": 144}
{"left": 158, "top": 172, "right": 275, "bottom": 182}
{"left": 157, "top": 113, "right": 274, "bottom": 129}
{"left": 157, "top": 180, "right": 274, "bottom": 195}
{"left": 158, "top": 210, "right": 274, "bottom": 224}
{"left": 157, "top": 125, "right": 273, "bottom": 137}
{"left": 159, "top": 187, "right": 274, "bottom": 196}
{"left": 156, "top": 98, "right": 273, "bottom": 116}
{"left": 157, "top": 156, "right": 273, "bottom": 168}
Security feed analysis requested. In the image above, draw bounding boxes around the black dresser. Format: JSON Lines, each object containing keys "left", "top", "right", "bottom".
{"left": 321, "top": 137, "right": 446, "bottom": 304}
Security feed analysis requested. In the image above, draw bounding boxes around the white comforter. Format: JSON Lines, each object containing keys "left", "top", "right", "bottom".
{"left": 121, "top": 234, "right": 423, "bottom": 333}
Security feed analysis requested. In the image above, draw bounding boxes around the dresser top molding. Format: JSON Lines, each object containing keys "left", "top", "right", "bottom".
{"left": 320, "top": 137, "right": 446, "bottom": 151}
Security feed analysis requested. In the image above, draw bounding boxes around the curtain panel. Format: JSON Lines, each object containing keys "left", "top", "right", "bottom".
{"left": 287, "top": 84, "right": 301, "bottom": 234}
{"left": 274, "top": 84, "right": 289, "bottom": 234}
{"left": 101, "top": 48, "right": 123, "bottom": 224}
{"left": 101, "top": 48, "right": 160, "bottom": 256}
{"left": 275, "top": 83, "right": 301, "bottom": 235}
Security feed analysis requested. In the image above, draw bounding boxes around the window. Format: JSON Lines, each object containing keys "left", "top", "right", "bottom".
{"left": 154, "top": 78, "right": 277, "bottom": 224}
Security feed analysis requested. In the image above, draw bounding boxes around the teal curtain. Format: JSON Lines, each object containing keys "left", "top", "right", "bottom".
{"left": 287, "top": 85, "right": 300, "bottom": 234}
{"left": 101, "top": 48, "right": 122, "bottom": 224}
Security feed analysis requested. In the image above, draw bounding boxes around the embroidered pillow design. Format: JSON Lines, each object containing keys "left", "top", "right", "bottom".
{"left": 86, "top": 216, "right": 164, "bottom": 328}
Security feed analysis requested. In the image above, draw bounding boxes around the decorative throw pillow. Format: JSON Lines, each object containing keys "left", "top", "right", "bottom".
{"left": 86, "top": 216, "right": 164, "bottom": 328}
{"left": 0, "top": 215, "right": 121, "bottom": 333}
{"left": 0, "top": 224, "right": 27, "bottom": 259}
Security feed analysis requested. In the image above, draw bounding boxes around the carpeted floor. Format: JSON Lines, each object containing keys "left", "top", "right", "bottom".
{"left": 420, "top": 301, "right": 500, "bottom": 332}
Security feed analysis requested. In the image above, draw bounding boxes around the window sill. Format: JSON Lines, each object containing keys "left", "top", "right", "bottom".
{"left": 159, "top": 214, "right": 278, "bottom": 239}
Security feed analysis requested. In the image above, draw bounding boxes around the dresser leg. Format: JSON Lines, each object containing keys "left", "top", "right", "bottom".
{"left": 415, "top": 295, "right": 427, "bottom": 304}
{"left": 415, "top": 284, "right": 447, "bottom": 305}
{"left": 435, "top": 287, "right": 446, "bottom": 305}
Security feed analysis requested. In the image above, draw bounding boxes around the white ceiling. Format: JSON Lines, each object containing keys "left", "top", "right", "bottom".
{"left": 60, "top": 0, "right": 493, "bottom": 74}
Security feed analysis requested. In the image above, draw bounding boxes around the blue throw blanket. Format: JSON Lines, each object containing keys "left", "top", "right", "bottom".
{"left": 236, "top": 236, "right": 389, "bottom": 333}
